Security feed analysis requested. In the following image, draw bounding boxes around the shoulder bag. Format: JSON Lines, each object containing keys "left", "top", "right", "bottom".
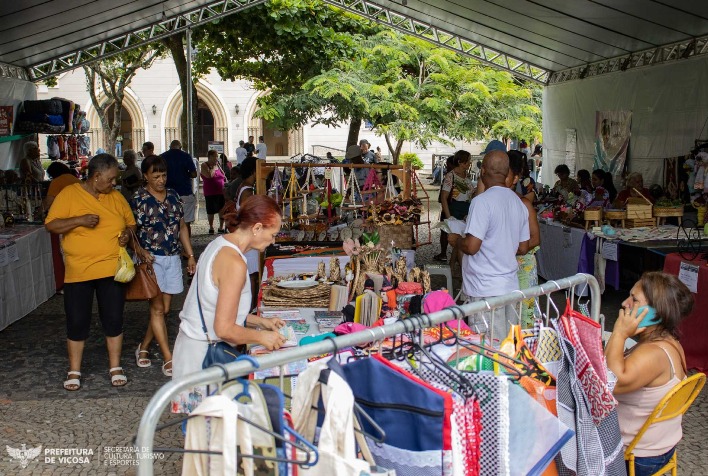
{"left": 125, "top": 229, "right": 161, "bottom": 301}
{"left": 195, "top": 268, "right": 242, "bottom": 368}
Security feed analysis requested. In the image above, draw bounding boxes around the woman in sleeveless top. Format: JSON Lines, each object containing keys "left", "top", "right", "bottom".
{"left": 605, "top": 272, "right": 693, "bottom": 476}
{"left": 171, "top": 195, "right": 287, "bottom": 414}
{"left": 200, "top": 149, "right": 227, "bottom": 234}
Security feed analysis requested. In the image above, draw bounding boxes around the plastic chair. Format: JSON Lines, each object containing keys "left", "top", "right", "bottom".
{"left": 624, "top": 372, "right": 706, "bottom": 476}
{"left": 424, "top": 263, "right": 453, "bottom": 294}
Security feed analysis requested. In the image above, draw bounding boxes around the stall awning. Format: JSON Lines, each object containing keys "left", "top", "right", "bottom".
{"left": 1, "top": 0, "right": 707, "bottom": 84}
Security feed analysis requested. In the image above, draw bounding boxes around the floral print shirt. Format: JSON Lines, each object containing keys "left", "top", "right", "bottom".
{"left": 131, "top": 187, "right": 184, "bottom": 256}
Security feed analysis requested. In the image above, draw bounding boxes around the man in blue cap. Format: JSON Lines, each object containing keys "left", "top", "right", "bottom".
{"left": 483, "top": 139, "right": 506, "bottom": 154}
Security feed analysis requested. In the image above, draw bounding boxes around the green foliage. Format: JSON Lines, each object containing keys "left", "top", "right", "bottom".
{"left": 193, "top": 0, "right": 380, "bottom": 102}
{"left": 399, "top": 152, "right": 423, "bottom": 169}
{"left": 258, "top": 29, "right": 542, "bottom": 162}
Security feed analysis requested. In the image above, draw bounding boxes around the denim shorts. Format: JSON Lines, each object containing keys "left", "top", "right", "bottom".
{"left": 628, "top": 447, "right": 675, "bottom": 476}
{"left": 152, "top": 254, "right": 184, "bottom": 295}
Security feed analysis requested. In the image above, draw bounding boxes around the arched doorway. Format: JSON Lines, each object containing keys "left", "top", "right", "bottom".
{"left": 195, "top": 99, "right": 215, "bottom": 157}
{"left": 86, "top": 91, "right": 146, "bottom": 156}
{"left": 245, "top": 91, "right": 303, "bottom": 157}
{"left": 105, "top": 104, "right": 133, "bottom": 155}
{"left": 163, "top": 81, "right": 229, "bottom": 158}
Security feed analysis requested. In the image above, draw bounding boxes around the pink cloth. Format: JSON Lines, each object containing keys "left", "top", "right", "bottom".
{"left": 202, "top": 166, "right": 226, "bottom": 196}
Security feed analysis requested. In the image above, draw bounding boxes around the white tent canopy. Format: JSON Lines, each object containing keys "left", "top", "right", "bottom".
{"left": 1, "top": 0, "right": 708, "bottom": 178}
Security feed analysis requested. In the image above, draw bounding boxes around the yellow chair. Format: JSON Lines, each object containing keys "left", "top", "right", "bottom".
{"left": 624, "top": 372, "right": 706, "bottom": 476}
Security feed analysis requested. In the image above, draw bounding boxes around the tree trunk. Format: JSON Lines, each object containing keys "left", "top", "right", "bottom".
{"left": 393, "top": 139, "right": 404, "bottom": 165}
{"left": 163, "top": 35, "right": 199, "bottom": 155}
{"left": 346, "top": 118, "right": 361, "bottom": 148}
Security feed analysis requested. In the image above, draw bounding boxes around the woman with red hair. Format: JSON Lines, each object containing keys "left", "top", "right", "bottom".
{"left": 171, "top": 195, "right": 287, "bottom": 413}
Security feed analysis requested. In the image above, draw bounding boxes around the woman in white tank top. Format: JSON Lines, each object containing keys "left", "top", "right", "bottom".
{"left": 605, "top": 272, "right": 693, "bottom": 476}
{"left": 171, "top": 195, "right": 287, "bottom": 414}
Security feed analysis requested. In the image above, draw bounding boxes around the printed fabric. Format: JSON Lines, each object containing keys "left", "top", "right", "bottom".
{"left": 442, "top": 171, "right": 475, "bottom": 202}
{"left": 559, "top": 311, "right": 616, "bottom": 425}
{"left": 131, "top": 187, "right": 184, "bottom": 256}
{"left": 553, "top": 320, "right": 626, "bottom": 476}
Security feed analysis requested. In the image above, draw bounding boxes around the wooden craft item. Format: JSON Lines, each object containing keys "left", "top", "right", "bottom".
{"left": 329, "top": 256, "right": 341, "bottom": 282}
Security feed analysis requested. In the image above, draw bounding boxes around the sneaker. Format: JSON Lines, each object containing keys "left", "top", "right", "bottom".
{"left": 208, "top": 228, "right": 215, "bottom": 235}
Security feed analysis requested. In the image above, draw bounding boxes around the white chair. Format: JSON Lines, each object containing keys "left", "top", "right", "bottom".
{"left": 424, "top": 263, "right": 453, "bottom": 294}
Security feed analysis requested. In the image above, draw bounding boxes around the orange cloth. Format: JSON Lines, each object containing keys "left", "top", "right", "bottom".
{"left": 47, "top": 174, "right": 80, "bottom": 198}
{"left": 45, "top": 183, "right": 135, "bottom": 283}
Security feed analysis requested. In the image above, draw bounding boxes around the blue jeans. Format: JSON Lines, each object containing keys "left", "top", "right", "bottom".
{"left": 628, "top": 447, "right": 675, "bottom": 476}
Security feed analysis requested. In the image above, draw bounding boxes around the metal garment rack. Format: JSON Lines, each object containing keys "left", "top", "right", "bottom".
{"left": 135, "top": 273, "right": 601, "bottom": 475}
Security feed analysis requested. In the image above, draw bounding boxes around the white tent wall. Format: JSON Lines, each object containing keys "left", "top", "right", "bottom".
{"left": 0, "top": 77, "right": 37, "bottom": 170}
{"left": 541, "top": 56, "right": 708, "bottom": 190}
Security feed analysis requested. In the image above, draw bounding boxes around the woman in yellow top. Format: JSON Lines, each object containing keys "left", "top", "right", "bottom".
{"left": 45, "top": 153, "right": 135, "bottom": 391}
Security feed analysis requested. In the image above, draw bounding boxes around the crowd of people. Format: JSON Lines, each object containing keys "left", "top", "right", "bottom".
{"left": 32, "top": 134, "right": 697, "bottom": 473}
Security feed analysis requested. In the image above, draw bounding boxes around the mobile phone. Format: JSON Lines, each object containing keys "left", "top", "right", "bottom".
{"left": 637, "top": 305, "right": 661, "bottom": 328}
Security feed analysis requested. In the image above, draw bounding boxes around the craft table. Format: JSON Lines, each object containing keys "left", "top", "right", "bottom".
{"left": 0, "top": 225, "right": 55, "bottom": 330}
{"left": 663, "top": 252, "right": 708, "bottom": 372}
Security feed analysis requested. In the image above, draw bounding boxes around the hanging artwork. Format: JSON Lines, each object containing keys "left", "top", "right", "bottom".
{"left": 593, "top": 110, "right": 632, "bottom": 182}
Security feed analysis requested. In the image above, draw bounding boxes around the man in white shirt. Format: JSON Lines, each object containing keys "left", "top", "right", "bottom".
{"left": 255, "top": 136, "right": 267, "bottom": 159}
{"left": 459, "top": 150, "right": 530, "bottom": 345}
{"left": 235, "top": 141, "right": 247, "bottom": 165}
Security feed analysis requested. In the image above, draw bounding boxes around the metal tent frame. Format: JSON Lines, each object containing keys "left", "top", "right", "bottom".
{"left": 2, "top": 1, "right": 708, "bottom": 85}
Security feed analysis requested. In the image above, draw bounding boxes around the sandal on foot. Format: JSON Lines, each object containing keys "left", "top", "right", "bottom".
{"left": 109, "top": 367, "right": 128, "bottom": 387}
{"left": 135, "top": 345, "right": 151, "bottom": 368}
{"left": 162, "top": 360, "right": 173, "bottom": 377}
{"left": 433, "top": 253, "right": 448, "bottom": 262}
{"left": 63, "top": 371, "right": 81, "bottom": 391}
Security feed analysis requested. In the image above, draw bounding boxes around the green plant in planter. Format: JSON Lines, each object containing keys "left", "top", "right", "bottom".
{"left": 400, "top": 152, "right": 423, "bottom": 169}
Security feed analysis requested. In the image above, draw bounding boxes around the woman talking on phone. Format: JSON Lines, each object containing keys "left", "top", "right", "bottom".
{"left": 605, "top": 271, "right": 693, "bottom": 476}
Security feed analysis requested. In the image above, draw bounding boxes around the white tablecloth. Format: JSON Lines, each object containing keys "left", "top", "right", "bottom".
{"left": 536, "top": 221, "right": 585, "bottom": 281}
{"left": 0, "top": 226, "right": 55, "bottom": 330}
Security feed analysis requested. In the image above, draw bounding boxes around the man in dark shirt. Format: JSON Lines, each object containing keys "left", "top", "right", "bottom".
{"left": 161, "top": 140, "right": 198, "bottom": 235}
{"left": 140, "top": 141, "right": 158, "bottom": 173}
{"left": 244, "top": 135, "right": 256, "bottom": 155}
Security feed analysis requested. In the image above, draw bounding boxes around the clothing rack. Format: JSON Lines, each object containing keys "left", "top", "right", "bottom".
{"left": 135, "top": 272, "right": 601, "bottom": 475}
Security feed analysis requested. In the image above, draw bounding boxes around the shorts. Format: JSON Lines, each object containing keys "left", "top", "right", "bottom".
{"left": 152, "top": 254, "right": 184, "bottom": 295}
{"left": 64, "top": 277, "right": 126, "bottom": 341}
{"left": 205, "top": 194, "right": 226, "bottom": 215}
{"left": 181, "top": 194, "right": 196, "bottom": 223}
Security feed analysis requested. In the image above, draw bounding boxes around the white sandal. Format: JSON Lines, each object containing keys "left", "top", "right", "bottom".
{"left": 63, "top": 371, "right": 81, "bottom": 391}
{"left": 109, "top": 367, "right": 128, "bottom": 387}
{"left": 135, "top": 345, "right": 151, "bottom": 368}
{"left": 162, "top": 360, "right": 173, "bottom": 377}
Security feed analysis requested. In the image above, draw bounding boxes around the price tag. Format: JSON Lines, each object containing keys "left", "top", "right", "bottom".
{"left": 678, "top": 262, "right": 699, "bottom": 293}
{"left": 601, "top": 241, "right": 618, "bottom": 261}
{"left": 324, "top": 168, "right": 332, "bottom": 180}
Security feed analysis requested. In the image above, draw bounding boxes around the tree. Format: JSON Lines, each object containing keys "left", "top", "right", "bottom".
{"left": 84, "top": 45, "right": 165, "bottom": 155}
{"left": 257, "top": 30, "right": 542, "bottom": 163}
{"left": 190, "top": 0, "right": 379, "bottom": 146}
{"left": 161, "top": 35, "right": 200, "bottom": 154}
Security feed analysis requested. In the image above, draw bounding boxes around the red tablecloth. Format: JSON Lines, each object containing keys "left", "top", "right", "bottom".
{"left": 663, "top": 253, "right": 708, "bottom": 372}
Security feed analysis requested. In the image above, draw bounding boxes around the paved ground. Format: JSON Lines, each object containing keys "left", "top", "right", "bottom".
{"left": 1, "top": 185, "right": 706, "bottom": 475}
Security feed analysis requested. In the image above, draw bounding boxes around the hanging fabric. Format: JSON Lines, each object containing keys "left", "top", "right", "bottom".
{"left": 552, "top": 319, "right": 626, "bottom": 476}
{"left": 292, "top": 360, "right": 382, "bottom": 476}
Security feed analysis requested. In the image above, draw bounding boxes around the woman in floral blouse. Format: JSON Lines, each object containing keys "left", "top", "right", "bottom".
{"left": 131, "top": 156, "right": 196, "bottom": 377}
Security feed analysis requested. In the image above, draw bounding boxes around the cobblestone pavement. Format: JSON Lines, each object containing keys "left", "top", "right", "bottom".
{"left": 1, "top": 188, "right": 707, "bottom": 475}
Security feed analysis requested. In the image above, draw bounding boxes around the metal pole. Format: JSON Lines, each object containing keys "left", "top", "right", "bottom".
{"left": 136, "top": 273, "right": 601, "bottom": 474}
{"left": 185, "top": 28, "right": 194, "bottom": 157}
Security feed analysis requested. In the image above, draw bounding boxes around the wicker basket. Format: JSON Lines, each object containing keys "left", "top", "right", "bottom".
{"left": 653, "top": 207, "right": 683, "bottom": 218}
{"left": 583, "top": 207, "right": 603, "bottom": 221}
{"left": 374, "top": 224, "right": 414, "bottom": 251}
{"left": 626, "top": 191, "right": 653, "bottom": 220}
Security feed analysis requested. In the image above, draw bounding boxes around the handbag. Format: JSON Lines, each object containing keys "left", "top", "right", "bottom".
{"left": 125, "top": 229, "right": 160, "bottom": 301}
{"left": 194, "top": 268, "right": 242, "bottom": 368}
